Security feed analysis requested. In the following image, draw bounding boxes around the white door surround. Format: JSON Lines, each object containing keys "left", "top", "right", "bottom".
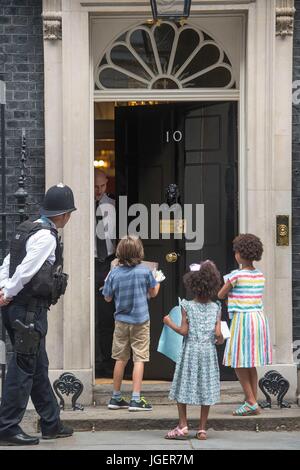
{"left": 42, "top": 0, "right": 297, "bottom": 403}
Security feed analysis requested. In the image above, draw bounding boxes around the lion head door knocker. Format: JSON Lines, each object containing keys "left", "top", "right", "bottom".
{"left": 165, "top": 184, "right": 180, "bottom": 206}
{"left": 164, "top": 184, "right": 183, "bottom": 264}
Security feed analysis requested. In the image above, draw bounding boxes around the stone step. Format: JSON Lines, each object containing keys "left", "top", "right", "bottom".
{"left": 23, "top": 404, "right": 300, "bottom": 434}
{"left": 93, "top": 381, "right": 245, "bottom": 406}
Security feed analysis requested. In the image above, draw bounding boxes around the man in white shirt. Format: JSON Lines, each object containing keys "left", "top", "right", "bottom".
{"left": 0, "top": 183, "right": 76, "bottom": 446}
{"left": 94, "top": 169, "right": 116, "bottom": 377}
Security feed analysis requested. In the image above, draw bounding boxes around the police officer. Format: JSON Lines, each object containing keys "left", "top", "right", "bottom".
{"left": 0, "top": 183, "right": 76, "bottom": 446}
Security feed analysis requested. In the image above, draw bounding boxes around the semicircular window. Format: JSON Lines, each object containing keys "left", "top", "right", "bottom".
{"left": 95, "top": 22, "right": 235, "bottom": 90}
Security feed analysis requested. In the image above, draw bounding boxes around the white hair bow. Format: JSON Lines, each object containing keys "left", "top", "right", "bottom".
{"left": 189, "top": 260, "right": 211, "bottom": 271}
{"left": 189, "top": 263, "right": 201, "bottom": 271}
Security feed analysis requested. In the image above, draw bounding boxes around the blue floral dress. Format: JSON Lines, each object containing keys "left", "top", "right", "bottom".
{"left": 169, "top": 299, "right": 221, "bottom": 406}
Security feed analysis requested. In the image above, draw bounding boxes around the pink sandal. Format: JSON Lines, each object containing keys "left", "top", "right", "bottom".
{"left": 196, "top": 429, "right": 207, "bottom": 440}
{"left": 165, "top": 425, "right": 189, "bottom": 440}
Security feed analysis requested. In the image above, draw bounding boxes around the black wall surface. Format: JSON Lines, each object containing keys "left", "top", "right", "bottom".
{"left": 0, "top": 0, "right": 44, "bottom": 242}
{"left": 293, "top": 0, "right": 300, "bottom": 343}
{"left": 0, "top": 0, "right": 44, "bottom": 364}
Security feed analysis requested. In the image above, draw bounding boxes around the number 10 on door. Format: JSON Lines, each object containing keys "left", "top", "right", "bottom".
{"left": 166, "top": 130, "right": 183, "bottom": 143}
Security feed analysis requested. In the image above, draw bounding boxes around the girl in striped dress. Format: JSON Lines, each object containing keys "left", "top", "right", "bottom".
{"left": 218, "top": 234, "right": 272, "bottom": 416}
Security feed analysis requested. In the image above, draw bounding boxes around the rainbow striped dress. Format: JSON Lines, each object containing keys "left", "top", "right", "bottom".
{"left": 223, "top": 268, "right": 272, "bottom": 368}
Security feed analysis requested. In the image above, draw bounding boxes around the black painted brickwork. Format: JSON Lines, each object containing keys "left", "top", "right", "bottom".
{"left": 0, "top": 0, "right": 44, "bottom": 363}
{"left": 0, "top": 0, "right": 44, "bottom": 248}
{"left": 293, "top": 0, "right": 300, "bottom": 342}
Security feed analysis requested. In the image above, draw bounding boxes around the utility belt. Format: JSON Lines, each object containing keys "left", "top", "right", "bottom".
{"left": 13, "top": 298, "right": 42, "bottom": 356}
{"left": 12, "top": 264, "right": 68, "bottom": 355}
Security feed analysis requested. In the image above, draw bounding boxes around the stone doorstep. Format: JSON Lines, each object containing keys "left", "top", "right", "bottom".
{"left": 23, "top": 405, "right": 300, "bottom": 434}
{"left": 93, "top": 381, "right": 245, "bottom": 406}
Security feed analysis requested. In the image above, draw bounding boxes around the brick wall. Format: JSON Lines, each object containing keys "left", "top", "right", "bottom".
{"left": 293, "top": 0, "right": 300, "bottom": 343}
{"left": 0, "top": 0, "right": 44, "bottom": 247}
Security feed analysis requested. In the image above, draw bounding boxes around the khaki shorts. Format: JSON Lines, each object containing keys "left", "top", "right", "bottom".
{"left": 112, "top": 320, "right": 150, "bottom": 362}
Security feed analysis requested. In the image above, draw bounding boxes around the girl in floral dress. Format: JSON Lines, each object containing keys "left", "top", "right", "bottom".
{"left": 163, "top": 261, "right": 223, "bottom": 441}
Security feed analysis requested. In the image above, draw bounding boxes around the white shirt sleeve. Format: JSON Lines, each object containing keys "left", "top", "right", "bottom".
{"left": 2, "top": 229, "right": 57, "bottom": 299}
{"left": 0, "top": 254, "right": 10, "bottom": 287}
{"left": 96, "top": 195, "right": 116, "bottom": 257}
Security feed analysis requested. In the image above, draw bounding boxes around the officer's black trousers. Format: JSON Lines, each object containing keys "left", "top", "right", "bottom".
{"left": 0, "top": 303, "right": 61, "bottom": 437}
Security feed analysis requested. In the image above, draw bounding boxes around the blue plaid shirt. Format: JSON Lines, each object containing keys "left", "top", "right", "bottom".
{"left": 102, "top": 264, "right": 158, "bottom": 324}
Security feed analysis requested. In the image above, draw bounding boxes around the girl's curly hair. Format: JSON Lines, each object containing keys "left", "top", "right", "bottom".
{"left": 183, "top": 261, "right": 221, "bottom": 300}
{"left": 233, "top": 233, "right": 263, "bottom": 261}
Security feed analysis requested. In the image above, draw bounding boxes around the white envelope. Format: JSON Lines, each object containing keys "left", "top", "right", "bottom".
{"left": 152, "top": 269, "right": 166, "bottom": 282}
{"left": 221, "top": 321, "right": 231, "bottom": 339}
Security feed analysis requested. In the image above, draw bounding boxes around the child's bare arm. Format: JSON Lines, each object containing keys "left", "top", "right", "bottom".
{"left": 163, "top": 308, "right": 189, "bottom": 336}
{"left": 218, "top": 280, "right": 233, "bottom": 299}
{"left": 148, "top": 283, "right": 160, "bottom": 298}
{"left": 215, "top": 320, "right": 224, "bottom": 344}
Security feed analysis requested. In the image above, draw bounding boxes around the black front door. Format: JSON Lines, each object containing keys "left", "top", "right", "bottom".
{"left": 115, "top": 102, "right": 238, "bottom": 380}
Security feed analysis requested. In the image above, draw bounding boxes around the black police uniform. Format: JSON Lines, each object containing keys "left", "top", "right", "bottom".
{"left": 0, "top": 184, "right": 76, "bottom": 445}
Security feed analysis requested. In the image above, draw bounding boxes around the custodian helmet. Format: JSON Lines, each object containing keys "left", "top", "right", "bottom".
{"left": 40, "top": 183, "right": 77, "bottom": 217}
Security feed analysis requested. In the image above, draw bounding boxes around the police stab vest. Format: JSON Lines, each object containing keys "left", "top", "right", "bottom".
{"left": 9, "top": 220, "right": 66, "bottom": 305}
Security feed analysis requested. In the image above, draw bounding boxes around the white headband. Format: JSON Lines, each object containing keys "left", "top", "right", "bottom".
{"left": 189, "top": 263, "right": 201, "bottom": 271}
{"left": 189, "top": 260, "right": 211, "bottom": 272}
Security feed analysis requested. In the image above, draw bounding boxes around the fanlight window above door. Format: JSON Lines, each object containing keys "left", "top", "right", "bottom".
{"left": 95, "top": 22, "right": 235, "bottom": 90}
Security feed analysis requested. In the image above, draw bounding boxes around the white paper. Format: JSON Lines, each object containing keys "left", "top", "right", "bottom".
{"left": 221, "top": 321, "right": 231, "bottom": 339}
{"left": 153, "top": 269, "right": 166, "bottom": 282}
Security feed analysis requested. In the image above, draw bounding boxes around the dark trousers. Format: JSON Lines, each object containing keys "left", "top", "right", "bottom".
{"left": 95, "top": 257, "right": 115, "bottom": 375}
{"left": 0, "top": 303, "right": 60, "bottom": 437}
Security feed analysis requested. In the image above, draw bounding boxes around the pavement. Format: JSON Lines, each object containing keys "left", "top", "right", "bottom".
{"left": 1, "top": 380, "right": 299, "bottom": 451}
{"left": 21, "top": 403, "right": 300, "bottom": 434}
{"left": 0, "top": 430, "right": 300, "bottom": 450}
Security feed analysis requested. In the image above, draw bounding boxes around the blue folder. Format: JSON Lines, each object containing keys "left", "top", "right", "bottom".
{"left": 157, "top": 300, "right": 183, "bottom": 363}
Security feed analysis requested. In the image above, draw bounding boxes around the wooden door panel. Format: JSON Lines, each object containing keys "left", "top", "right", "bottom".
{"left": 185, "top": 115, "right": 221, "bottom": 152}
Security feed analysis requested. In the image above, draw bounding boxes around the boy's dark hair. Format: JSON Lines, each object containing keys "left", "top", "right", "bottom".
{"left": 116, "top": 235, "right": 144, "bottom": 267}
{"left": 233, "top": 233, "right": 263, "bottom": 261}
{"left": 183, "top": 261, "right": 221, "bottom": 300}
